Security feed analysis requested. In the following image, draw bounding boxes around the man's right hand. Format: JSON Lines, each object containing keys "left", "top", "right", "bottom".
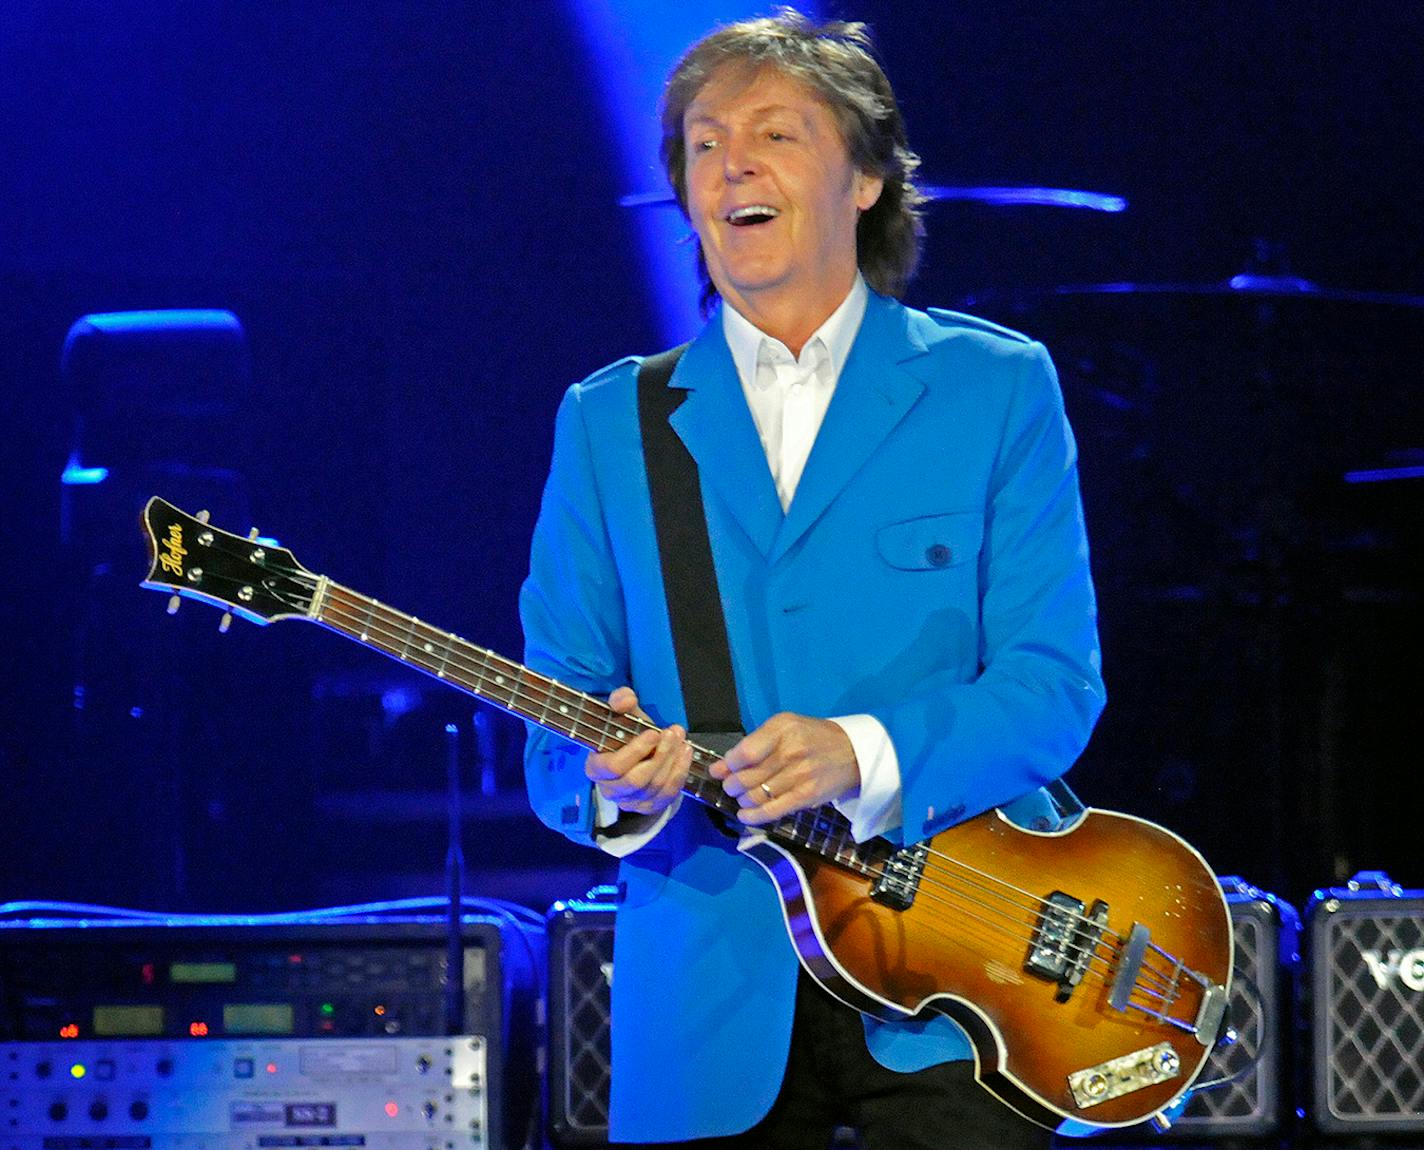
{"left": 585, "top": 687, "right": 692, "bottom": 817}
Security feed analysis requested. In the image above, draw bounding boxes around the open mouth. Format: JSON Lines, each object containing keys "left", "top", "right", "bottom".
{"left": 726, "top": 204, "right": 781, "bottom": 227}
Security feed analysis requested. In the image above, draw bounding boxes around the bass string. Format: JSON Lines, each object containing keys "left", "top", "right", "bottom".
{"left": 247, "top": 573, "right": 1189, "bottom": 1005}
{"left": 312, "top": 589, "right": 1183, "bottom": 991}
{"left": 902, "top": 873, "right": 1153, "bottom": 992}
{"left": 910, "top": 854, "right": 1185, "bottom": 993}
{"left": 859, "top": 875, "right": 1181, "bottom": 1012}
{"left": 899, "top": 865, "right": 1176, "bottom": 997}
{"left": 314, "top": 584, "right": 662, "bottom": 744}
{"left": 302, "top": 582, "right": 1188, "bottom": 990}
{"left": 920, "top": 844, "right": 1123, "bottom": 946}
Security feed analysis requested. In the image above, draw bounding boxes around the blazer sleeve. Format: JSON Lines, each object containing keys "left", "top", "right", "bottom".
{"left": 871, "top": 340, "right": 1106, "bottom": 844}
{"left": 519, "top": 380, "right": 630, "bottom": 847}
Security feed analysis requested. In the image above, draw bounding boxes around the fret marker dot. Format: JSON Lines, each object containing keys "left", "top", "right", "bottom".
{"left": 559, "top": 705, "right": 569, "bottom": 714}
{"left": 423, "top": 643, "right": 434, "bottom": 653}
{"left": 495, "top": 676, "right": 505, "bottom": 685}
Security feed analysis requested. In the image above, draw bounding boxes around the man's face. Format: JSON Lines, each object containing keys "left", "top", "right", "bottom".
{"left": 682, "top": 66, "right": 883, "bottom": 322}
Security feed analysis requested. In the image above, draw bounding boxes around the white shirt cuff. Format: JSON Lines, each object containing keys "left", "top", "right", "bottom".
{"left": 829, "top": 714, "right": 902, "bottom": 842}
{"left": 593, "top": 787, "right": 682, "bottom": 857}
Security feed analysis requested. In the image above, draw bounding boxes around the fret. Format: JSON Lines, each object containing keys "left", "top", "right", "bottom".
{"left": 399, "top": 615, "right": 418, "bottom": 662}
{"left": 511, "top": 666, "right": 532, "bottom": 718}
{"left": 433, "top": 632, "right": 453, "bottom": 679}
{"left": 534, "top": 674, "right": 553, "bottom": 727}
{"left": 359, "top": 597, "right": 377, "bottom": 643}
{"left": 409, "top": 620, "right": 440, "bottom": 673}
{"left": 442, "top": 639, "right": 476, "bottom": 695}
{"left": 598, "top": 708, "right": 617, "bottom": 755}
{"left": 378, "top": 605, "right": 406, "bottom": 656}
{"left": 469, "top": 646, "right": 496, "bottom": 696}
{"left": 563, "top": 690, "right": 598, "bottom": 745}
{"left": 484, "top": 657, "right": 515, "bottom": 707}
{"left": 546, "top": 683, "right": 580, "bottom": 741}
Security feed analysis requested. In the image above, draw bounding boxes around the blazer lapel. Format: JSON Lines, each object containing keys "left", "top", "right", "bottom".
{"left": 665, "top": 316, "right": 783, "bottom": 558}
{"left": 769, "top": 295, "right": 929, "bottom": 565}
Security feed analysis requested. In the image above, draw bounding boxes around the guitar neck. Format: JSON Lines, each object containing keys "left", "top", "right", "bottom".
{"left": 311, "top": 580, "right": 878, "bottom": 873}
{"left": 135, "top": 495, "right": 883, "bottom": 877}
{"left": 311, "top": 581, "right": 744, "bottom": 820}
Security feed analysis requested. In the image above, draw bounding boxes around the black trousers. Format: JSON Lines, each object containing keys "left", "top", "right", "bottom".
{"left": 620, "top": 970, "right": 1054, "bottom": 1150}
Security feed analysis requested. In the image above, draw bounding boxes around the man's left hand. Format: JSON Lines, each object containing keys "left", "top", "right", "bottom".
{"left": 709, "top": 713, "right": 860, "bottom": 825}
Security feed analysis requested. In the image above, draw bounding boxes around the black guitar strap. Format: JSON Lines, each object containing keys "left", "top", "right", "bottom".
{"left": 636, "top": 344, "right": 743, "bottom": 737}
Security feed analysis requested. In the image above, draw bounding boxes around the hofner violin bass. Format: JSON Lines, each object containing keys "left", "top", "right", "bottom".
{"left": 139, "top": 496, "right": 1233, "bottom": 1135}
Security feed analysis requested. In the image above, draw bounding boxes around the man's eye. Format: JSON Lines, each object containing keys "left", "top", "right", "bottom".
{"left": 693, "top": 138, "right": 718, "bottom": 152}
{"left": 768, "top": 131, "right": 790, "bottom": 141}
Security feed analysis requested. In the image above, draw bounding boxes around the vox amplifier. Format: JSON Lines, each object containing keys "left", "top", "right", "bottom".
{"left": 1308, "top": 870, "right": 1424, "bottom": 1134}
{"left": 543, "top": 894, "right": 616, "bottom": 1147}
{"left": 1161, "top": 875, "right": 1300, "bottom": 1138}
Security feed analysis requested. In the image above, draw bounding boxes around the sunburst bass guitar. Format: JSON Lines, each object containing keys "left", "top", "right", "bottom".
{"left": 139, "top": 496, "right": 1233, "bottom": 1135}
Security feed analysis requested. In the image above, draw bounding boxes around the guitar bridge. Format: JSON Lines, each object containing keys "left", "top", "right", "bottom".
{"left": 870, "top": 842, "right": 929, "bottom": 910}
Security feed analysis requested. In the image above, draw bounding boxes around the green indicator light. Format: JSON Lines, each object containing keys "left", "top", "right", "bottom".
{"left": 320, "top": 1003, "right": 334, "bottom": 1015}
{"left": 70, "top": 1063, "right": 87, "bottom": 1079}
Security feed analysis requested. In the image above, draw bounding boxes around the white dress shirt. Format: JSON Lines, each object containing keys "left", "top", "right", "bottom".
{"left": 596, "top": 276, "right": 903, "bottom": 851}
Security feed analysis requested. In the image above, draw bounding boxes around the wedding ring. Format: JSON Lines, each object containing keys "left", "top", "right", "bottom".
{"left": 760, "top": 782, "right": 774, "bottom": 800}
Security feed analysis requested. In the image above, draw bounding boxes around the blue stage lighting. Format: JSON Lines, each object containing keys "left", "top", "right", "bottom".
{"left": 570, "top": 2, "right": 819, "bottom": 343}
{"left": 60, "top": 452, "right": 108, "bottom": 485}
{"left": 1343, "top": 465, "right": 1424, "bottom": 484}
{"left": 921, "top": 185, "right": 1127, "bottom": 213}
{"left": 621, "top": 186, "right": 1129, "bottom": 214}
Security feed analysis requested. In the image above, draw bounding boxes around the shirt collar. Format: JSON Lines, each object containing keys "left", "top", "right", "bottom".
{"left": 722, "top": 274, "right": 869, "bottom": 391}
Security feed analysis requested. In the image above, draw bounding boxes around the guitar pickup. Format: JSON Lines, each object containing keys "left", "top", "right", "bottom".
{"left": 1026, "top": 893, "right": 1109, "bottom": 1000}
{"left": 869, "top": 842, "right": 929, "bottom": 911}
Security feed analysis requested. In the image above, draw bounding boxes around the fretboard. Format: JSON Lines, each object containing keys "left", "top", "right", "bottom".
{"left": 311, "top": 581, "right": 884, "bottom": 876}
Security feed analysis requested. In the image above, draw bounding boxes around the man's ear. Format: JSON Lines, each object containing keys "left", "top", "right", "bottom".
{"left": 854, "top": 170, "right": 885, "bottom": 213}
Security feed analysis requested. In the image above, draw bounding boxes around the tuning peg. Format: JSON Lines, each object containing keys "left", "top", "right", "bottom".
{"left": 218, "top": 611, "right": 233, "bottom": 633}
{"left": 166, "top": 594, "right": 181, "bottom": 615}
{"left": 247, "top": 528, "right": 260, "bottom": 540}
{"left": 196, "top": 509, "right": 211, "bottom": 524}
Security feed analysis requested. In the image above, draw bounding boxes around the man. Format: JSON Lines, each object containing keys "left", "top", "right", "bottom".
{"left": 522, "top": 11, "right": 1104, "bottom": 1147}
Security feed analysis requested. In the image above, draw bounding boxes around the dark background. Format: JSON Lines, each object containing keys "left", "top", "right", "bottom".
{"left": 2, "top": 1, "right": 1419, "bottom": 917}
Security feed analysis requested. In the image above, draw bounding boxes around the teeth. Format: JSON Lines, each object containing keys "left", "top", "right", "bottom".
{"left": 727, "top": 204, "right": 780, "bottom": 222}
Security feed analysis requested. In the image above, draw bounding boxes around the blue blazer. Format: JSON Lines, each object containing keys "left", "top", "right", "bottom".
{"left": 522, "top": 292, "right": 1105, "bottom": 1143}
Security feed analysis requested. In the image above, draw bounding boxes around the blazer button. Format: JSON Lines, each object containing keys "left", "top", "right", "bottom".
{"left": 925, "top": 543, "right": 951, "bottom": 567}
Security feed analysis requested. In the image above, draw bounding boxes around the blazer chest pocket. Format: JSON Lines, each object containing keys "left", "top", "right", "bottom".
{"left": 876, "top": 511, "right": 983, "bottom": 571}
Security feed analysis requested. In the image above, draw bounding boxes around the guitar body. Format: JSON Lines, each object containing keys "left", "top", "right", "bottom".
{"left": 741, "top": 806, "right": 1233, "bottom": 1131}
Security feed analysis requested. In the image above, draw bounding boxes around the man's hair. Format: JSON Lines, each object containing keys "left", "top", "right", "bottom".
{"left": 660, "top": 7, "right": 925, "bottom": 312}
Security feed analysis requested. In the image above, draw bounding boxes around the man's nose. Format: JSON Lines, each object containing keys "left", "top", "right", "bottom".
{"left": 722, "top": 136, "right": 758, "bottom": 180}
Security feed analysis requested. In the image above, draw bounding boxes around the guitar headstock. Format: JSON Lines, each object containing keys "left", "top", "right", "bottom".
{"left": 140, "top": 497, "right": 318, "bottom": 625}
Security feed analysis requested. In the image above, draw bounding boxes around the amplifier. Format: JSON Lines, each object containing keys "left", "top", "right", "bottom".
{"left": 0, "top": 912, "right": 541, "bottom": 1149}
{"left": 1161, "top": 875, "right": 1299, "bottom": 1138}
{"left": 543, "top": 895, "right": 616, "bottom": 1147}
{"left": 1308, "top": 870, "right": 1424, "bottom": 1134}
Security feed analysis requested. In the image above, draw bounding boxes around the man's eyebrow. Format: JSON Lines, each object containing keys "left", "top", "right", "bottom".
{"left": 684, "top": 103, "right": 808, "bottom": 130}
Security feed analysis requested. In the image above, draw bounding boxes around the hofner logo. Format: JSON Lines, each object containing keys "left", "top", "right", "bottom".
{"left": 158, "top": 522, "right": 186, "bottom": 576}
{"left": 1362, "top": 948, "right": 1424, "bottom": 991}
